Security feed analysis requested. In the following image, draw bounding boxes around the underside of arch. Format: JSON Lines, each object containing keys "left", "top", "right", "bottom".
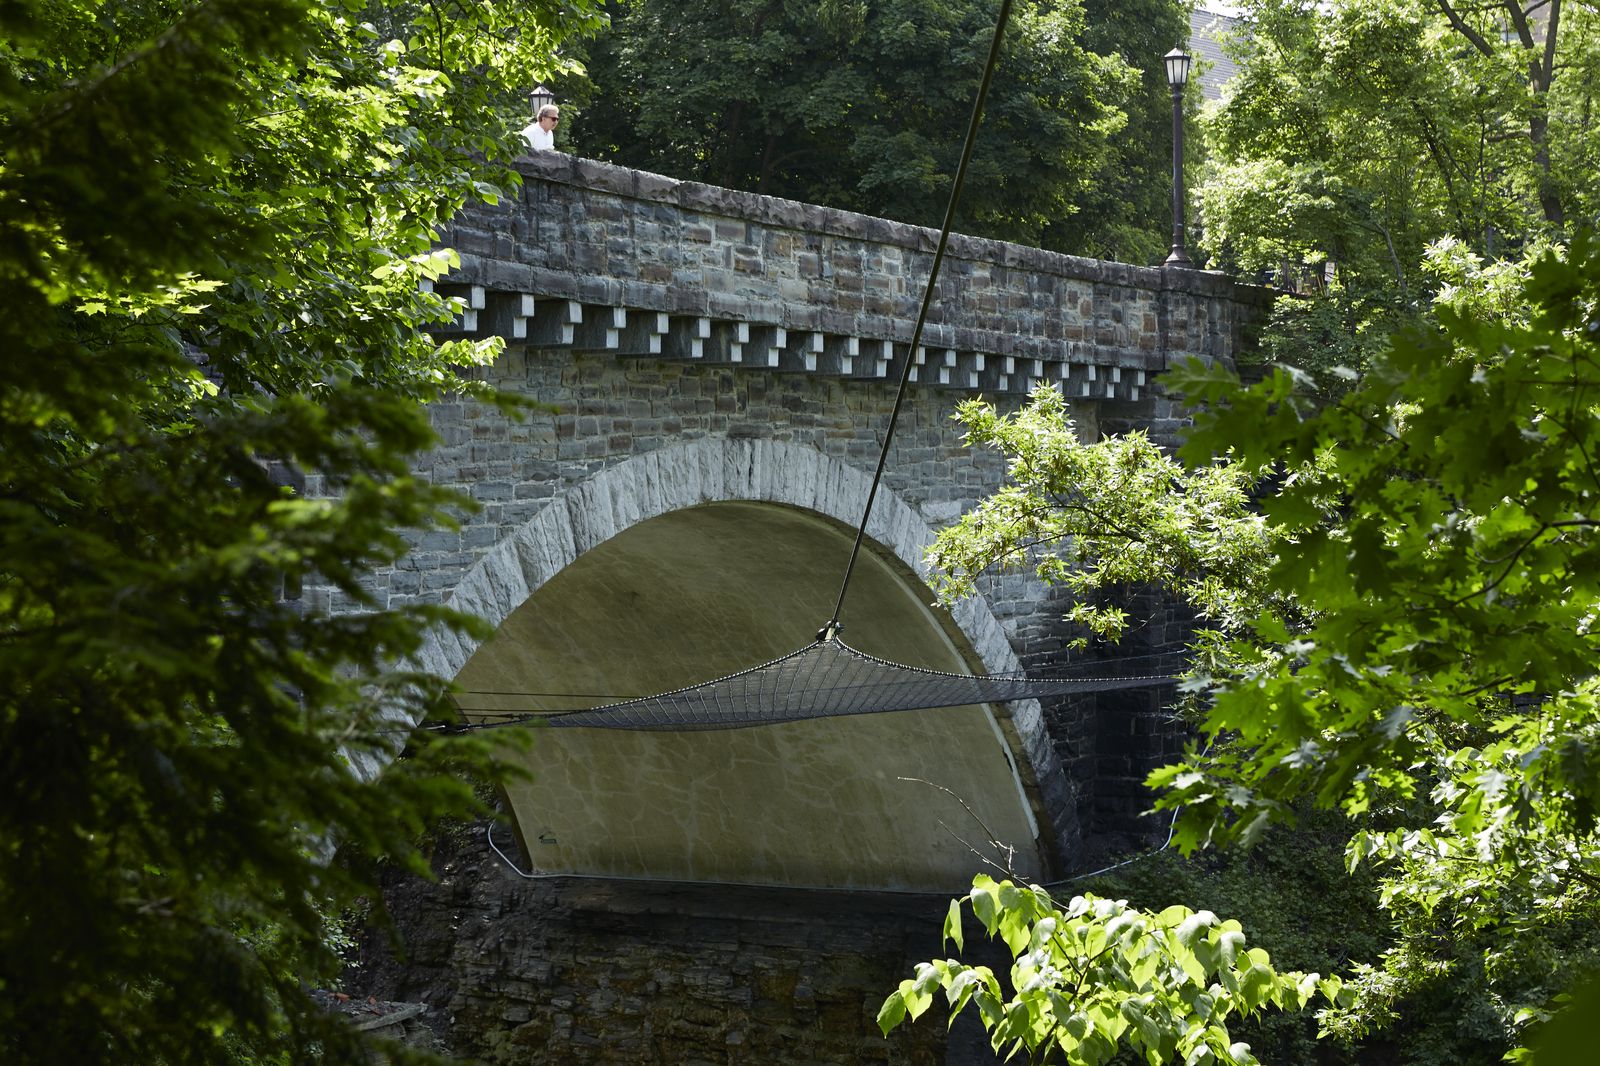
{"left": 455, "top": 500, "right": 1043, "bottom": 891}
{"left": 409, "top": 439, "right": 1068, "bottom": 891}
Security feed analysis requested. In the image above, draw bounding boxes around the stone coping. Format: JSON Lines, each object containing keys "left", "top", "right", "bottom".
{"left": 512, "top": 153, "right": 1266, "bottom": 304}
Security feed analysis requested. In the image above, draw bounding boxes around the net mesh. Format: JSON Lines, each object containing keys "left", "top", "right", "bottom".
{"left": 471, "top": 637, "right": 1170, "bottom": 732}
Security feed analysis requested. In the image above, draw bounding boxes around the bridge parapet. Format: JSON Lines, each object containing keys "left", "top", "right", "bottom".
{"left": 437, "top": 154, "right": 1269, "bottom": 401}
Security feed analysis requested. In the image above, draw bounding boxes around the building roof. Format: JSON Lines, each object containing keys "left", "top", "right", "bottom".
{"left": 1188, "top": 7, "right": 1243, "bottom": 101}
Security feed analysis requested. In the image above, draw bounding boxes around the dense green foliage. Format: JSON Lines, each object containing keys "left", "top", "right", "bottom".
{"left": 1197, "top": 0, "right": 1600, "bottom": 380}
{"left": 1068, "top": 0, "right": 1193, "bottom": 262}
{"left": 567, "top": 0, "right": 1185, "bottom": 260}
{"left": 1161, "top": 233, "right": 1600, "bottom": 1061}
{"left": 892, "top": 234, "right": 1600, "bottom": 1062}
{"left": 0, "top": 0, "right": 600, "bottom": 1061}
{"left": 1199, "top": 0, "right": 1600, "bottom": 283}
{"left": 923, "top": 386, "right": 1273, "bottom": 648}
{"left": 1164, "top": 234, "right": 1600, "bottom": 851}
{"left": 1081, "top": 817, "right": 1393, "bottom": 1066}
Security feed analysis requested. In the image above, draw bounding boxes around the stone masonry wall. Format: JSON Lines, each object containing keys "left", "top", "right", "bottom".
{"left": 440, "top": 154, "right": 1271, "bottom": 402}
{"left": 350, "top": 818, "right": 1009, "bottom": 1066}
{"left": 372, "top": 159, "right": 1271, "bottom": 856}
{"left": 326, "top": 161, "right": 1272, "bottom": 1063}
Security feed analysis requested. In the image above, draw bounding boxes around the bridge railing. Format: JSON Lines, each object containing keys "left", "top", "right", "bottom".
{"left": 433, "top": 154, "right": 1271, "bottom": 403}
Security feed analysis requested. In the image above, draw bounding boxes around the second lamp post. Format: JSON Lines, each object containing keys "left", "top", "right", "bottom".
{"left": 1163, "top": 47, "right": 1192, "bottom": 267}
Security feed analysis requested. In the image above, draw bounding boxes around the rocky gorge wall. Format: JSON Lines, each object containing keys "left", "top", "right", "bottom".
{"left": 349, "top": 817, "right": 1015, "bottom": 1065}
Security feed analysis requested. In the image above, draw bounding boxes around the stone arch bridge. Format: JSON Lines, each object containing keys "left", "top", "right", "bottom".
{"left": 337, "top": 154, "right": 1273, "bottom": 1064}
{"left": 331, "top": 152, "right": 1268, "bottom": 895}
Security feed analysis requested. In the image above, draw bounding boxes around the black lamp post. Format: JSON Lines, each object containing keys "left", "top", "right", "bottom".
{"left": 529, "top": 84, "right": 555, "bottom": 118}
{"left": 1163, "top": 47, "right": 1193, "bottom": 267}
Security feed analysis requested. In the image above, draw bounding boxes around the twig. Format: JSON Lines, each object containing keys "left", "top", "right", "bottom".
{"left": 898, "top": 776, "right": 1024, "bottom": 881}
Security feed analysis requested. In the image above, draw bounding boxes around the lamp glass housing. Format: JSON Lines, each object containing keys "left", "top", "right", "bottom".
{"left": 1163, "top": 48, "right": 1191, "bottom": 89}
{"left": 529, "top": 85, "right": 555, "bottom": 116}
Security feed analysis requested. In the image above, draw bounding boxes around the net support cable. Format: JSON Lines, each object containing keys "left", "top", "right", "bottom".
{"left": 462, "top": 637, "right": 1167, "bottom": 732}
{"left": 450, "top": 0, "right": 1171, "bottom": 736}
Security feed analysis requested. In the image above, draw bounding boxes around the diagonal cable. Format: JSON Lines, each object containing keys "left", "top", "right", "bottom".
{"left": 824, "top": 0, "right": 1016, "bottom": 639}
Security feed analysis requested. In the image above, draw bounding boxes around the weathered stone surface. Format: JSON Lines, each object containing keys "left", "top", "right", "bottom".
{"left": 319, "top": 161, "right": 1260, "bottom": 1058}
{"left": 313, "top": 352, "right": 1195, "bottom": 871}
{"left": 436, "top": 156, "right": 1271, "bottom": 401}
{"left": 348, "top": 818, "right": 1010, "bottom": 1066}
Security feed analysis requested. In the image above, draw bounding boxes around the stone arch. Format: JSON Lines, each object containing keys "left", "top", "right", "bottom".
{"left": 416, "top": 438, "right": 1068, "bottom": 889}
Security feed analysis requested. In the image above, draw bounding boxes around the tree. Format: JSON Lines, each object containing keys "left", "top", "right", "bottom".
{"left": 886, "top": 232, "right": 1600, "bottom": 1061}
{"left": 1159, "top": 232, "right": 1600, "bottom": 1059}
{"left": 0, "top": 0, "right": 601, "bottom": 1061}
{"left": 1199, "top": 0, "right": 1600, "bottom": 285}
{"left": 568, "top": 0, "right": 1178, "bottom": 258}
{"left": 1193, "top": 0, "right": 1600, "bottom": 417}
{"left": 1065, "top": 0, "right": 1193, "bottom": 263}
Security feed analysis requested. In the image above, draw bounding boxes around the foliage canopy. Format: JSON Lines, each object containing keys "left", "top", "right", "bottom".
{"left": 1195, "top": 0, "right": 1600, "bottom": 383}
{"left": 0, "top": 0, "right": 600, "bottom": 1061}
{"left": 568, "top": 0, "right": 1186, "bottom": 261}
{"left": 892, "top": 233, "right": 1600, "bottom": 1061}
{"left": 1199, "top": 0, "right": 1600, "bottom": 285}
{"left": 879, "top": 874, "right": 1341, "bottom": 1065}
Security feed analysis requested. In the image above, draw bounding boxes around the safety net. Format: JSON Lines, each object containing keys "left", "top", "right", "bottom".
{"left": 468, "top": 636, "right": 1170, "bottom": 732}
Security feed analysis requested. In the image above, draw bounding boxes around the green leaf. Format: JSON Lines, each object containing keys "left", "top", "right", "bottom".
{"left": 900, "top": 973, "right": 935, "bottom": 1021}
{"left": 1217, "top": 929, "right": 1247, "bottom": 968}
{"left": 946, "top": 967, "right": 982, "bottom": 1017}
{"left": 877, "top": 991, "right": 908, "bottom": 1036}
{"left": 944, "top": 897, "right": 965, "bottom": 952}
{"left": 1175, "top": 911, "right": 1216, "bottom": 949}
{"left": 1239, "top": 965, "right": 1277, "bottom": 1013}
{"left": 999, "top": 908, "right": 1031, "bottom": 956}
{"left": 971, "top": 880, "right": 1001, "bottom": 935}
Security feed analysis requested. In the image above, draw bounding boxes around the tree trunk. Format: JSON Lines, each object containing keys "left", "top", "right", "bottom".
{"left": 1437, "top": 0, "right": 1567, "bottom": 229}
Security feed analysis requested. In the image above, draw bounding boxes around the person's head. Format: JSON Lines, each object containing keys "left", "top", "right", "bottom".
{"left": 537, "top": 105, "right": 560, "bottom": 128}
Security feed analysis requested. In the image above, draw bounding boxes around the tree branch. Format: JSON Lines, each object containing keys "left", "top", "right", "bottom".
{"left": 1437, "top": 0, "right": 1499, "bottom": 57}
{"left": 1445, "top": 522, "right": 1551, "bottom": 607}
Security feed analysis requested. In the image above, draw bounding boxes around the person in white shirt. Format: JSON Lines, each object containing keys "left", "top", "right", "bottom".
{"left": 520, "top": 105, "right": 559, "bottom": 152}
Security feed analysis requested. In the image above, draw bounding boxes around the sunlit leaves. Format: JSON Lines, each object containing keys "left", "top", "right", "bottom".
{"left": 1159, "top": 233, "right": 1600, "bottom": 847}
{"left": 923, "top": 220, "right": 1600, "bottom": 1058}
{"left": 1153, "top": 235, "right": 1600, "bottom": 1058}
{"left": 926, "top": 383, "right": 1275, "bottom": 648}
{"left": 883, "top": 875, "right": 1328, "bottom": 1064}
{"left": 1199, "top": 0, "right": 1600, "bottom": 286}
